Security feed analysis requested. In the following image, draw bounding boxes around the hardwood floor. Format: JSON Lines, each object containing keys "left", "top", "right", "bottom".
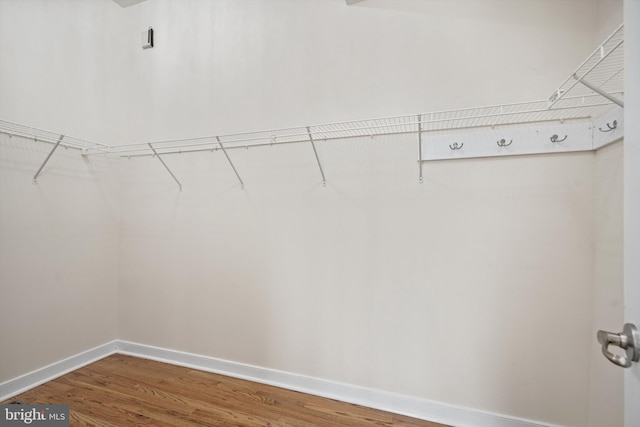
{"left": 2, "top": 354, "right": 449, "bottom": 426}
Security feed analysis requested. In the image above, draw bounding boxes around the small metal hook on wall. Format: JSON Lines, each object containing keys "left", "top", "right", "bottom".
{"left": 449, "top": 142, "right": 463, "bottom": 150}
{"left": 496, "top": 139, "right": 513, "bottom": 147}
{"left": 550, "top": 134, "right": 568, "bottom": 143}
{"left": 599, "top": 120, "right": 618, "bottom": 133}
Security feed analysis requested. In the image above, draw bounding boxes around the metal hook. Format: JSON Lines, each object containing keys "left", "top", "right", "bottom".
{"left": 449, "top": 142, "right": 464, "bottom": 150}
{"left": 599, "top": 120, "right": 618, "bottom": 133}
{"left": 550, "top": 134, "right": 568, "bottom": 143}
{"left": 496, "top": 139, "right": 513, "bottom": 147}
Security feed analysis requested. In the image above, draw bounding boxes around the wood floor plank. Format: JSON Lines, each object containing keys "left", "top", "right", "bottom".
{"left": 85, "top": 357, "right": 348, "bottom": 426}
{"left": 70, "top": 411, "right": 122, "bottom": 427}
{"left": 2, "top": 355, "right": 449, "bottom": 427}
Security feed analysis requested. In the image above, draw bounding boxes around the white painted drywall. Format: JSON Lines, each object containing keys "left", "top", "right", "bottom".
{"left": 0, "top": 134, "right": 120, "bottom": 382}
{"left": 0, "top": 0, "right": 135, "bottom": 142}
{"left": 0, "top": 0, "right": 122, "bottom": 383}
{"left": 117, "top": 0, "right": 603, "bottom": 143}
{"left": 596, "top": 0, "right": 623, "bottom": 42}
{"left": 118, "top": 135, "right": 596, "bottom": 426}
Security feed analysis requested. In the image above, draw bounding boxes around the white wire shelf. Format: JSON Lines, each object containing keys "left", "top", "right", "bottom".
{"left": 101, "top": 96, "right": 615, "bottom": 158}
{"left": 548, "top": 24, "right": 624, "bottom": 108}
{"left": 0, "top": 119, "right": 111, "bottom": 152}
{"left": 0, "top": 25, "right": 625, "bottom": 160}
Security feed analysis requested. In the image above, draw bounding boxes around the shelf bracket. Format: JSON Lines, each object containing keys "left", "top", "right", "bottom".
{"left": 548, "top": 36, "right": 623, "bottom": 109}
{"left": 148, "top": 143, "right": 182, "bottom": 190}
{"left": 417, "top": 114, "right": 423, "bottom": 183}
{"left": 33, "top": 135, "right": 64, "bottom": 183}
{"left": 306, "top": 126, "right": 326, "bottom": 186}
{"left": 573, "top": 75, "right": 624, "bottom": 108}
{"left": 216, "top": 136, "right": 244, "bottom": 189}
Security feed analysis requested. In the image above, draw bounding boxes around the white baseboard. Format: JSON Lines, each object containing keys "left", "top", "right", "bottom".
{"left": 0, "top": 341, "right": 117, "bottom": 402}
{"left": 1, "top": 340, "right": 565, "bottom": 427}
{"left": 116, "top": 340, "right": 565, "bottom": 427}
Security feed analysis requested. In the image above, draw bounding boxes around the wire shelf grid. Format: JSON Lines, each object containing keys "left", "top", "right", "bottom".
{"left": 0, "top": 25, "right": 625, "bottom": 158}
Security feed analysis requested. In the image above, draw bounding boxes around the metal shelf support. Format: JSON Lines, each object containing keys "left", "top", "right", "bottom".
{"left": 306, "top": 126, "right": 326, "bottom": 186}
{"left": 216, "top": 136, "right": 244, "bottom": 189}
{"left": 548, "top": 25, "right": 624, "bottom": 109}
{"left": 148, "top": 143, "right": 182, "bottom": 191}
{"left": 418, "top": 114, "right": 423, "bottom": 183}
{"left": 33, "top": 135, "right": 64, "bottom": 184}
{"left": 574, "top": 75, "right": 624, "bottom": 107}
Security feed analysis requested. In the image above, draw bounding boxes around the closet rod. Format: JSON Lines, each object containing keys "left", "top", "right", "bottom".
{"left": 0, "top": 119, "right": 110, "bottom": 151}
{"left": 103, "top": 94, "right": 613, "bottom": 155}
{"left": 105, "top": 103, "right": 608, "bottom": 156}
{"left": 0, "top": 129, "right": 110, "bottom": 152}
{"left": 118, "top": 114, "right": 595, "bottom": 159}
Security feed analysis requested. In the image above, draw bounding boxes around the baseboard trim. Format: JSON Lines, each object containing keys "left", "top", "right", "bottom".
{"left": 116, "top": 340, "right": 565, "bottom": 427}
{"left": 0, "top": 341, "right": 118, "bottom": 402}
{"left": 0, "top": 340, "right": 566, "bottom": 427}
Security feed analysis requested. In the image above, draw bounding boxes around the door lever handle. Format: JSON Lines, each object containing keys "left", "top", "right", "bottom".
{"left": 597, "top": 323, "right": 640, "bottom": 368}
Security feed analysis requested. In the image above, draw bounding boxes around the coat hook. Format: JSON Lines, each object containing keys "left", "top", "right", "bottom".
{"left": 449, "top": 142, "right": 464, "bottom": 150}
{"left": 496, "top": 139, "right": 513, "bottom": 147}
{"left": 550, "top": 134, "right": 568, "bottom": 143}
{"left": 599, "top": 120, "right": 617, "bottom": 133}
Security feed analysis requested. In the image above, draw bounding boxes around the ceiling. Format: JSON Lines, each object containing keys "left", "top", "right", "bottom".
{"left": 112, "top": 0, "right": 147, "bottom": 8}
{"left": 114, "top": 0, "right": 363, "bottom": 7}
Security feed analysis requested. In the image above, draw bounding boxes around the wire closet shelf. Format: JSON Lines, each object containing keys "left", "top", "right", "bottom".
{"left": 0, "top": 25, "right": 624, "bottom": 158}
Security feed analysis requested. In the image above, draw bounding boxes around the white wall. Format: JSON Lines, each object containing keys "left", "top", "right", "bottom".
{"left": 119, "top": 0, "right": 603, "bottom": 143}
{"left": 0, "top": 0, "right": 625, "bottom": 426}
{"left": 0, "top": 0, "right": 134, "bottom": 142}
{"left": 0, "top": 134, "right": 120, "bottom": 382}
{"left": 0, "top": 0, "right": 122, "bottom": 382}
{"left": 119, "top": 135, "right": 597, "bottom": 426}
{"left": 596, "top": 0, "right": 624, "bottom": 42}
